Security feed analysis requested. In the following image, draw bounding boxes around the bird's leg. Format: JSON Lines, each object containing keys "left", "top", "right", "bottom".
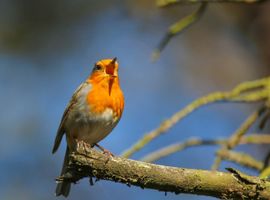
{"left": 95, "top": 143, "right": 114, "bottom": 157}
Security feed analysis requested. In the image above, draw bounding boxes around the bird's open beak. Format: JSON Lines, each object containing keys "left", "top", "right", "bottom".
{"left": 106, "top": 57, "right": 117, "bottom": 77}
{"left": 111, "top": 57, "right": 117, "bottom": 64}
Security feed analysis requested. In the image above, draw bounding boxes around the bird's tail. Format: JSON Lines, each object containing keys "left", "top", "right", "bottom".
{"left": 55, "top": 147, "right": 71, "bottom": 197}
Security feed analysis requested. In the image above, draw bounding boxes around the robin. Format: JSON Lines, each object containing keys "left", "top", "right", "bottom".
{"left": 52, "top": 58, "right": 124, "bottom": 197}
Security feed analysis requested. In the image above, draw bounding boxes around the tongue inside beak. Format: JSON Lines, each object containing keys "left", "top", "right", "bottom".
{"left": 107, "top": 66, "right": 115, "bottom": 95}
{"left": 106, "top": 65, "right": 115, "bottom": 76}
{"left": 106, "top": 57, "right": 117, "bottom": 76}
{"left": 107, "top": 58, "right": 117, "bottom": 95}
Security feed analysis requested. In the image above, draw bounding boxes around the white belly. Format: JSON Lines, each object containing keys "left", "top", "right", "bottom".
{"left": 64, "top": 83, "right": 119, "bottom": 148}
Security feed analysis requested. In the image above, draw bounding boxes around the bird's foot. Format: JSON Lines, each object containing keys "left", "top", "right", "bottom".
{"left": 95, "top": 143, "right": 114, "bottom": 157}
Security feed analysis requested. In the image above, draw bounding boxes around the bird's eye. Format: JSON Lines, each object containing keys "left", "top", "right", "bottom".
{"left": 94, "top": 64, "right": 102, "bottom": 71}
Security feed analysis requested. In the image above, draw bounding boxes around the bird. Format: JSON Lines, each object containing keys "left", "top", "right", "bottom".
{"left": 52, "top": 57, "right": 124, "bottom": 197}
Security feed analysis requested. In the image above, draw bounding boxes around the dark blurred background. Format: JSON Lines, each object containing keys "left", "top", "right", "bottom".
{"left": 1, "top": 0, "right": 270, "bottom": 199}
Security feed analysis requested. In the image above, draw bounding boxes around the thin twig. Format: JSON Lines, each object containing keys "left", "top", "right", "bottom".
{"left": 262, "top": 150, "right": 270, "bottom": 171}
{"left": 260, "top": 167, "right": 270, "bottom": 179}
{"left": 229, "top": 107, "right": 266, "bottom": 149}
{"left": 216, "top": 149, "right": 263, "bottom": 171}
{"left": 152, "top": 3, "right": 207, "bottom": 61}
{"left": 259, "top": 109, "right": 270, "bottom": 129}
{"left": 141, "top": 134, "right": 270, "bottom": 163}
{"left": 230, "top": 89, "right": 269, "bottom": 102}
{"left": 141, "top": 138, "right": 223, "bottom": 162}
{"left": 240, "top": 134, "right": 270, "bottom": 144}
{"left": 212, "top": 107, "right": 267, "bottom": 170}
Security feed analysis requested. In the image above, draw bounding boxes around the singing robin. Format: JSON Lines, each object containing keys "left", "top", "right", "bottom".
{"left": 52, "top": 58, "right": 124, "bottom": 197}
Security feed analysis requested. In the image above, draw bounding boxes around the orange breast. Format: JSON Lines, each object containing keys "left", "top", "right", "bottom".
{"left": 87, "top": 76, "right": 124, "bottom": 118}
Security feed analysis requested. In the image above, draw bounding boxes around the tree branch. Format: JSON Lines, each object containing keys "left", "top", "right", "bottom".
{"left": 59, "top": 143, "right": 270, "bottom": 199}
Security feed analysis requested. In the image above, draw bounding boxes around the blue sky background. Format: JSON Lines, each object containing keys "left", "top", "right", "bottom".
{"left": 1, "top": 1, "right": 270, "bottom": 200}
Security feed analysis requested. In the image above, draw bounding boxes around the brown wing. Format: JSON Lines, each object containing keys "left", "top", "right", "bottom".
{"left": 52, "top": 82, "right": 88, "bottom": 154}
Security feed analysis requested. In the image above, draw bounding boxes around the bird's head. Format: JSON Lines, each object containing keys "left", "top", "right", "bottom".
{"left": 88, "top": 58, "right": 121, "bottom": 95}
{"left": 90, "top": 57, "right": 119, "bottom": 79}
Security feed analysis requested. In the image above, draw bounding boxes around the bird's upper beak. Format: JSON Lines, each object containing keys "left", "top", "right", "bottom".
{"left": 106, "top": 57, "right": 117, "bottom": 77}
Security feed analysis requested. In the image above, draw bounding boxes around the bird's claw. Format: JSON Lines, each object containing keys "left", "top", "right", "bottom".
{"left": 95, "top": 143, "right": 114, "bottom": 157}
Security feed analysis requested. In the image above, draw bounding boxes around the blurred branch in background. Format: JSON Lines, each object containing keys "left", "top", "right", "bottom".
{"left": 59, "top": 143, "right": 270, "bottom": 200}
{"left": 140, "top": 134, "right": 270, "bottom": 163}
{"left": 122, "top": 76, "right": 270, "bottom": 158}
{"left": 212, "top": 106, "right": 268, "bottom": 170}
{"left": 216, "top": 149, "right": 263, "bottom": 170}
{"left": 153, "top": 0, "right": 266, "bottom": 60}
{"left": 152, "top": 3, "right": 207, "bottom": 61}
{"left": 141, "top": 138, "right": 224, "bottom": 162}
